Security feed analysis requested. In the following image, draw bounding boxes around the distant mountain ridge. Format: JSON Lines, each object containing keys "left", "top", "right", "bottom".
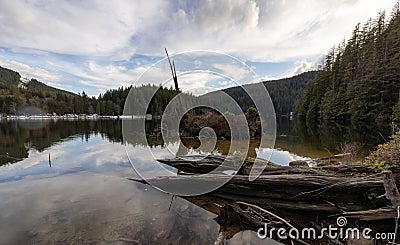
{"left": 0, "top": 64, "right": 317, "bottom": 116}
{"left": 203, "top": 71, "right": 318, "bottom": 116}
{"left": 0, "top": 66, "right": 75, "bottom": 96}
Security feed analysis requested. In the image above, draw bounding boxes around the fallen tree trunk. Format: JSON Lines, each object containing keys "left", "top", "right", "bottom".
{"left": 130, "top": 173, "right": 391, "bottom": 213}
{"left": 340, "top": 207, "right": 397, "bottom": 221}
{"left": 130, "top": 170, "right": 400, "bottom": 244}
{"left": 158, "top": 155, "right": 378, "bottom": 176}
{"left": 382, "top": 170, "right": 400, "bottom": 207}
{"left": 157, "top": 155, "right": 234, "bottom": 174}
{"left": 141, "top": 155, "right": 400, "bottom": 223}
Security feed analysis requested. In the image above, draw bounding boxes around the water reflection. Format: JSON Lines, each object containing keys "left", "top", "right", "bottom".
{"left": 0, "top": 118, "right": 391, "bottom": 183}
{"left": 0, "top": 119, "right": 124, "bottom": 166}
{"left": 1, "top": 118, "right": 389, "bottom": 167}
{"left": 0, "top": 119, "right": 392, "bottom": 244}
{"left": 278, "top": 117, "right": 390, "bottom": 158}
{"left": 0, "top": 122, "right": 225, "bottom": 244}
{"left": 0, "top": 173, "right": 222, "bottom": 244}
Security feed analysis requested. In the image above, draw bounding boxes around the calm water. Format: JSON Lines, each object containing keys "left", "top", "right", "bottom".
{"left": 0, "top": 118, "right": 391, "bottom": 244}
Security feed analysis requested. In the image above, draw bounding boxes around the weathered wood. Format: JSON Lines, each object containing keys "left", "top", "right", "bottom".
{"left": 130, "top": 172, "right": 400, "bottom": 245}
{"left": 236, "top": 201, "right": 294, "bottom": 228}
{"left": 242, "top": 164, "right": 322, "bottom": 175}
{"left": 214, "top": 193, "right": 340, "bottom": 213}
{"left": 131, "top": 157, "right": 400, "bottom": 245}
{"left": 137, "top": 174, "right": 384, "bottom": 189}
{"left": 165, "top": 48, "right": 180, "bottom": 94}
{"left": 213, "top": 231, "right": 226, "bottom": 245}
{"left": 246, "top": 157, "right": 282, "bottom": 167}
{"left": 341, "top": 207, "right": 397, "bottom": 221}
{"left": 157, "top": 155, "right": 235, "bottom": 174}
{"left": 382, "top": 170, "right": 400, "bottom": 207}
{"left": 159, "top": 154, "right": 378, "bottom": 177}
{"left": 318, "top": 165, "right": 375, "bottom": 175}
{"left": 136, "top": 155, "right": 400, "bottom": 222}
{"left": 131, "top": 173, "right": 390, "bottom": 214}
{"left": 313, "top": 153, "right": 352, "bottom": 161}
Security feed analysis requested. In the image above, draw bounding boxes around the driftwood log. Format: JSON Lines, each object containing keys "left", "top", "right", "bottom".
{"left": 157, "top": 155, "right": 235, "bottom": 174}
{"left": 151, "top": 155, "right": 400, "bottom": 216}
{"left": 382, "top": 170, "right": 400, "bottom": 207}
{"left": 133, "top": 155, "right": 400, "bottom": 244}
{"left": 182, "top": 196, "right": 308, "bottom": 245}
{"left": 157, "top": 155, "right": 381, "bottom": 176}
{"left": 131, "top": 173, "right": 391, "bottom": 214}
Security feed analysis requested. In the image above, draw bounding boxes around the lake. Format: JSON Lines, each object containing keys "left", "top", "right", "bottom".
{"left": 0, "top": 118, "right": 392, "bottom": 244}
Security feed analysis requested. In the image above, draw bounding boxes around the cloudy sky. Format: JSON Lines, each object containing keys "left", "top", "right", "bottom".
{"left": 0, "top": 0, "right": 397, "bottom": 96}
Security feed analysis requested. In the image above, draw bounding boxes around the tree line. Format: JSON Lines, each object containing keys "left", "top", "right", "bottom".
{"left": 296, "top": 3, "right": 400, "bottom": 126}
{"left": 0, "top": 65, "right": 178, "bottom": 116}
{"left": 218, "top": 71, "right": 317, "bottom": 115}
{"left": 3, "top": 0, "right": 400, "bottom": 127}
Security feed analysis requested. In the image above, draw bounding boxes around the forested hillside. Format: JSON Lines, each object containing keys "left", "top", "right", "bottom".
{"left": 0, "top": 66, "right": 77, "bottom": 114}
{"left": 206, "top": 71, "right": 317, "bottom": 115}
{"left": 296, "top": 4, "right": 400, "bottom": 126}
{"left": 0, "top": 65, "right": 178, "bottom": 116}
{"left": 1, "top": 63, "right": 318, "bottom": 117}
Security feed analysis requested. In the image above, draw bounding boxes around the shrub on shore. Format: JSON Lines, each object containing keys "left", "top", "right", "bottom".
{"left": 364, "top": 131, "right": 400, "bottom": 170}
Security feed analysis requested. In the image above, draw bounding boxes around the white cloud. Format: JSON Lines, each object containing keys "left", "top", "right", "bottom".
{"left": 177, "top": 72, "right": 227, "bottom": 95}
{"left": 0, "top": 0, "right": 168, "bottom": 58}
{"left": 212, "top": 63, "right": 252, "bottom": 83}
{"left": 0, "top": 0, "right": 398, "bottom": 94}
{"left": 1, "top": 0, "right": 397, "bottom": 62}
{"left": 291, "top": 60, "right": 313, "bottom": 76}
{"left": 73, "top": 63, "right": 147, "bottom": 92}
{"left": 135, "top": 0, "right": 397, "bottom": 62}
{"left": 0, "top": 59, "right": 60, "bottom": 81}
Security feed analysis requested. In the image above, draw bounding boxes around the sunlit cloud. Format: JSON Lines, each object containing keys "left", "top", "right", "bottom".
{"left": 0, "top": 59, "right": 60, "bottom": 81}
{"left": 290, "top": 60, "right": 315, "bottom": 76}
{"left": 0, "top": 0, "right": 397, "bottom": 95}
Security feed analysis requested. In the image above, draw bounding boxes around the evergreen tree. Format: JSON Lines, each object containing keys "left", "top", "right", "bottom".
{"left": 297, "top": 4, "right": 400, "bottom": 127}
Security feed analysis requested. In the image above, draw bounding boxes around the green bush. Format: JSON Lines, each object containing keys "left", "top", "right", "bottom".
{"left": 364, "top": 131, "right": 400, "bottom": 170}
